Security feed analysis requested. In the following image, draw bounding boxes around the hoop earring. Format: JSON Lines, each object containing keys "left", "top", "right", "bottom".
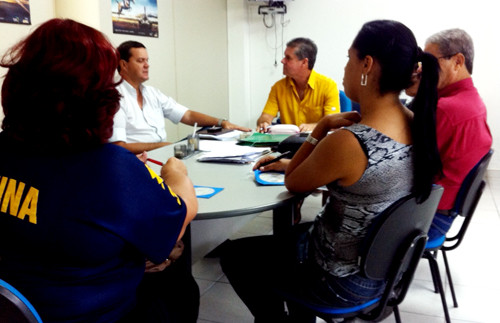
{"left": 361, "top": 74, "right": 367, "bottom": 86}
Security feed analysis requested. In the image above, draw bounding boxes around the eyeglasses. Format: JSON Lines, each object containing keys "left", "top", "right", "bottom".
{"left": 438, "top": 53, "right": 458, "bottom": 60}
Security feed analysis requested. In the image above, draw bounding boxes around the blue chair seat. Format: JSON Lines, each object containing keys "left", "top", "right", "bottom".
{"left": 425, "top": 234, "right": 446, "bottom": 249}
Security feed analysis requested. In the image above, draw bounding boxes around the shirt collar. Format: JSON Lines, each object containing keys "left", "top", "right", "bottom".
{"left": 286, "top": 69, "right": 317, "bottom": 90}
{"left": 438, "top": 78, "right": 474, "bottom": 98}
{"left": 307, "top": 69, "right": 318, "bottom": 90}
{"left": 121, "top": 79, "right": 144, "bottom": 96}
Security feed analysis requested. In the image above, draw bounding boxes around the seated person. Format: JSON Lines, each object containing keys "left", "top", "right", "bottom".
{"left": 0, "top": 19, "right": 198, "bottom": 323}
{"left": 408, "top": 29, "right": 492, "bottom": 240}
{"left": 256, "top": 37, "right": 340, "bottom": 133}
{"left": 221, "top": 20, "right": 442, "bottom": 322}
{"left": 110, "top": 41, "right": 251, "bottom": 154}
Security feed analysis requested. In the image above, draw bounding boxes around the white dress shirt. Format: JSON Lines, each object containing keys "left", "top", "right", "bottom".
{"left": 110, "top": 80, "right": 188, "bottom": 143}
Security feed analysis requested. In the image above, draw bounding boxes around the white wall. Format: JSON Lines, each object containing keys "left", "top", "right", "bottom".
{"left": 0, "top": 1, "right": 56, "bottom": 120}
{"left": 0, "top": 0, "right": 498, "bottom": 169}
{"left": 237, "top": 0, "right": 500, "bottom": 169}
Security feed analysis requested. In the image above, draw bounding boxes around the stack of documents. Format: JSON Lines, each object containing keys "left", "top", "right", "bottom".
{"left": 197, "top": 140, "right": 269, "bottom": 164}
{"left": 197, "top": 129, "right": 243, "bottom": 141}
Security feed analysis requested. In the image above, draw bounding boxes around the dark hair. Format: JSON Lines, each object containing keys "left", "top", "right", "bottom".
{"left": 287, "top": 37, "right": 317, "bottom": 70}
{"left": 0, "top": 18, "right": 121, "bottom": 154}
{"left": 117, "top": 40, "right": 146, "bottom": 72}
{"left": 352, "top": 20, "right": 442, "bottom": 202}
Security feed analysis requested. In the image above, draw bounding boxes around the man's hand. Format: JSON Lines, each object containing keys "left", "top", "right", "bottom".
{"left": 257, "top": 121, "right": 270, "bottom": 133}
{"left": 221, "top": 120, "right": 251, "bottom": 132}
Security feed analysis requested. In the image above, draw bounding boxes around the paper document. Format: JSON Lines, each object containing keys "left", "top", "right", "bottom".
{"left": 198, "top": 129, "right": 243, "bottom": 141}
{"left": 197, "top": 140, "right": 270, "bottom": 164}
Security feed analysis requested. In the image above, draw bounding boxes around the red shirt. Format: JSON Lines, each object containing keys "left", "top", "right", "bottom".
{"left": 435, "top": 78, "right": 492, "bottom": 209}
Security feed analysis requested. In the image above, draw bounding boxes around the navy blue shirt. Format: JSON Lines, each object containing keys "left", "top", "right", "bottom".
{"left": 0, "top": 140, "right": 186, "bottom": 322}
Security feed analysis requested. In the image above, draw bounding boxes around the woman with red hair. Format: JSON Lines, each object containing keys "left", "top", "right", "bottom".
{"left": 0, "top": 19, "right": 198, "bottom": 322}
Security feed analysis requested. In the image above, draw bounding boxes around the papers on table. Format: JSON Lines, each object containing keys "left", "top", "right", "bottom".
{"left": 198, "top": 129, "right": 243, "bottom": 141}
{"left": 197, "top": 140, "right": 270, "bottom": 164}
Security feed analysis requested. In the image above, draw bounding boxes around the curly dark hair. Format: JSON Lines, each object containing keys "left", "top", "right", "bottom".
{"left": 0, "top": 18, "right": 121, "bottom": 154}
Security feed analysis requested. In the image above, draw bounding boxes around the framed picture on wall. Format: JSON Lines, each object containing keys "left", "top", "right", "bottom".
{"left": 111, "top": 0, "right": 158, "bottom": 38}
{"left": 0, "top": 0, "right": 31, "bottom": 25}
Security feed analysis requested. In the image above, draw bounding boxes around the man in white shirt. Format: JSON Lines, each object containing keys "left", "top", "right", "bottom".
{"left": 110, "top": 41, "right": 250, "bottom": 154}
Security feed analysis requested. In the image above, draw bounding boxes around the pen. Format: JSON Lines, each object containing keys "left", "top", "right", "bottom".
{"left": 258, "top": 151, "right": 292, "bottom": 167}
{"left": 147, "top": 158, "right": 164, "bottom": 166}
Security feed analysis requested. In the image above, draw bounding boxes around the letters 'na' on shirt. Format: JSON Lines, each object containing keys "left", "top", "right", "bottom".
{"left": 435, "top": 78, "right": 492, "bottom": 210}
{"left": 0, "top": 140, "right": 186, "bottom": 323}
{"left": 110, "top": 80, "right": 188, "bottom": 143}
{"left": 262, "top": 69, "right": 340, "bottom": 126}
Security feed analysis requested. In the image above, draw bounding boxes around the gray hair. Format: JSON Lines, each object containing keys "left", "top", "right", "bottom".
{"left": 426, "top": 28, "right": 474, "bottom": 74}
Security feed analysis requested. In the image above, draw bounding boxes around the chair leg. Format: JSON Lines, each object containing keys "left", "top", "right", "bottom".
{"left": 426, "top": 253, "right": 452, "bottom": 323}
{"left": 393, "top": 305, "right": 402, "bottom": 323}
{"left": 441, "top": 250, "right": 458, "bottom": 308}
{"left": 427, "top": 251, "right": 439, "bottom": 293}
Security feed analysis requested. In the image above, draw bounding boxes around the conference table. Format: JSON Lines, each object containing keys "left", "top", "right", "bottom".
{"left": 146, "top": 138, "right": 303, "bottom": 264}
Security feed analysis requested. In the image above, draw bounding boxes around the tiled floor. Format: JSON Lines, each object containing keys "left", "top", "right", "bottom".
{"left": 193, "top": 170, "right": 500, "bottom": 323}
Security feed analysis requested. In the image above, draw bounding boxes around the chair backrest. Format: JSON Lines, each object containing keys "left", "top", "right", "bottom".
{"left": 339, "top": 90, "right": 352, "bottom": 112}
{"left": 441, "top": 149, "right": 493, "bottom": 251}
{"left": 452, "top": 149, "right": 493, "bottom": 218}
{"left": 361, "top": 185, "right": 444, "bottom": 280}
{"left": 358, "top": 186, "right": 443, "bottom": 320}
{"left": 0, "top": 279, "right": 43, "bottom": 323}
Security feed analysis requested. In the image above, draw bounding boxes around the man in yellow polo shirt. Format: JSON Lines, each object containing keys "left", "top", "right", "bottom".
{"left": 257, "top": 37, "right": 340, "bottom": 132}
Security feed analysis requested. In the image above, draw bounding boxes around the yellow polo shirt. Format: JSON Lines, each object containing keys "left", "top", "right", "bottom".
{"left": 262, "top": 70, "right": 340, "bottom": 126}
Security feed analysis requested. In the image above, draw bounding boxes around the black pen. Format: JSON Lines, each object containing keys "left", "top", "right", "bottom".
{"left": 258, "top": 151, "right": 292, "bottom": 167}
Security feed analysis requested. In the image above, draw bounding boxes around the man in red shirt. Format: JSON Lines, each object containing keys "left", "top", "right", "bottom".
{"left": 424, "top": 28, "right": 492, "bottom": 239}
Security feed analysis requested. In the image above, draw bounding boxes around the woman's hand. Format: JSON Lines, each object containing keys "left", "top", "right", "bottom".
{"left": 136, "top": 151, "right": 148, "bottom": 163}
{"left": 144, "top": 240, "right": 185, "bottom": 273}
{"left": 316, "top": 112, "right": 361, "bottom": 135}
{"left": 253, "top": 154, "right": 290, "bottom": 172}
{"left": 161, "top": 156, "right": 188, "bottom": 178}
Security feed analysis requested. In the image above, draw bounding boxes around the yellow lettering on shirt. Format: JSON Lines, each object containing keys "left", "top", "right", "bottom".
{"left": 1, "top": 178, "right": 25, "bottom": 216}
{"left": 17, "top": 187, "right": 39, "bottom": 224}
{"left": 144, "top": 165, "right": 181, "bottom": 205}
{"left": 0, "top": 176, "right": 38, "bottom": 224}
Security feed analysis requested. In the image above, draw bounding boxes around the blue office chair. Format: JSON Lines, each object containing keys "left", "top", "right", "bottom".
{"left": 423, "top": 149, "right": 493, "bottom": 323}
{"left": 0, "top": 279, "right": 43, "bottom": 323}
{"left": 339, "top": 90, "right": 352, "bottom": 112}
{"left": 275, "top": 186, "right": 444, "bottom": 323}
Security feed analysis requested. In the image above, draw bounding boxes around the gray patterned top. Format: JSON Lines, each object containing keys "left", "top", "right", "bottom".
{"left": 310, "top": 123, "right": 414, "bottom": 277}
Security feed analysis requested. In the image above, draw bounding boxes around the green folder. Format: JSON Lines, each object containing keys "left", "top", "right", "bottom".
{"left": 237, "top": 133, "right": 291, "bottom": 147}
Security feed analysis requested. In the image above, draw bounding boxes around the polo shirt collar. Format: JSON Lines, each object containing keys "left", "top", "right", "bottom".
{"left": 307, "top": 69, "right": 318, "bottom": 90}
{"left": 438, "top": 78, "right": 473, "bottom": 98}
{"left": 286, "top": 69, "right": 317, "bottom": 90}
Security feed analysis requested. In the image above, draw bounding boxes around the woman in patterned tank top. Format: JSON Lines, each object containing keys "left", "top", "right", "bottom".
{"left": 221, "top": 20, "right": 442, "bottom": 322}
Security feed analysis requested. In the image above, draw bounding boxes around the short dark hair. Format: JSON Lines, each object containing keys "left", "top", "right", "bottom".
{"left": 117, "top": 41, "right": 146, "bottom": 72}
{"left": 0, "top": 19, "right": 121, "bottom": 153}
{"left": 286, "top": 37, "right": 317, "bottom": 70}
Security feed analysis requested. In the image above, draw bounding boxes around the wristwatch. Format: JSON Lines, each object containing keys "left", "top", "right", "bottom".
{"left": 305, "top": 134, "right": 319, "bottom": 146}
{"left": 217, "top": 118, "right": 227, "bottom": 127}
